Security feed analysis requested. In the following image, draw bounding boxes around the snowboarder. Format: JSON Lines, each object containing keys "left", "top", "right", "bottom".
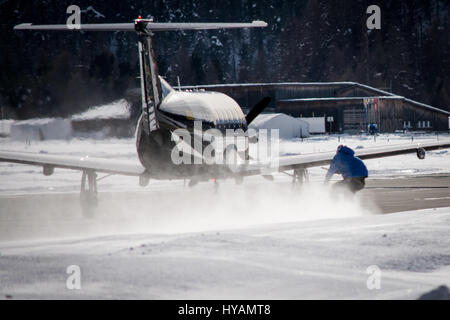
{"left": 325, "top": 145, "right": 368, "bottom": 193}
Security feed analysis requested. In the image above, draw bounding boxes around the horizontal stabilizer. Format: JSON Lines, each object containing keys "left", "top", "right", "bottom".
{"left": 14, "top": 20, "right": 267, "bottom": 33}
{"left": 141, "top": 20, "right": 267, "bottom": 31}
{"left": 14, "top": 23, "right": 135, "bottom": 32}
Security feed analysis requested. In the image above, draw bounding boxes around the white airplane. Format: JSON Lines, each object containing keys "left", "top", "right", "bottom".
{"left": 1, "top": 17, "right": 450, "bottom": 216}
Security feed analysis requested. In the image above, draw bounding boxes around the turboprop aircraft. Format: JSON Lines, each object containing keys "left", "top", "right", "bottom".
{"left": 2, "top": 17, "right": 450, "bottom": 216}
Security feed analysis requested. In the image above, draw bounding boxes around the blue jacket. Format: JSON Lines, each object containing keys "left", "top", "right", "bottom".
{"left": 325, "top": 146, "right": 368, "bottom": 181}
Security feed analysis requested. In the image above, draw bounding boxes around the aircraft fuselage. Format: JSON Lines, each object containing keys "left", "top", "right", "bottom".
{"left": 135, "top": 86, "right": 249, "bottom": 181}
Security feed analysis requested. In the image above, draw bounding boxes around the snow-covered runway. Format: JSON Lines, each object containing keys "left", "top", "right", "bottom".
{"left": 1, "top": 133, "right": 450, "bottom": 299}
{"left": 0, "top": 206, "right": 449, "bottom": 299}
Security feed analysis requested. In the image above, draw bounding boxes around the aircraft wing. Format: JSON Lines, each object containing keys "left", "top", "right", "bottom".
{"left": 1, "top": 139, "right": 450, "bottom": 179}
{"left": 242, "top": 140, "right": 450, "bottom": 175}
{"left": 0, "top": 150, "right": 145, "bottom": 176}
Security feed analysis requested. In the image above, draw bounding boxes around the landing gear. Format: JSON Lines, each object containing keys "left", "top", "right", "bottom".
{"left": 80, "top": 170, "right": 98, "bottom": 218}
{"left": 139, "top": 172, "right": 150, "bottom": 187}
{"left": 292, "top": 168, "right": 309, "bottom": 189}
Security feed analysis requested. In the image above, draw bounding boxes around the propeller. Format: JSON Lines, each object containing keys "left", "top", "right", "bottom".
{"left": 245, "top": 97, "right": 271, "bottom": 126}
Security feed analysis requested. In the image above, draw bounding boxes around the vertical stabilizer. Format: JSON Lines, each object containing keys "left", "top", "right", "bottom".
{"left": 138, "top": 35, "right": 162, "bottom": 133}
{"left": 14, "top": 19, "right": 267, "bottom": 135}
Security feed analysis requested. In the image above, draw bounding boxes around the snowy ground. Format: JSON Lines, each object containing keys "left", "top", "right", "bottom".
{"left": 0, "top": 133, "right": 450, "bottom": 299}
{"left": 0, "top": 206, "right": 449, "bottom": 299}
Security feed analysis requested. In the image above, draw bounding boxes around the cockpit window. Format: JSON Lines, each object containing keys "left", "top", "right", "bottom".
{"left": 159, "top": 76, "right": 174, "bottom": 99}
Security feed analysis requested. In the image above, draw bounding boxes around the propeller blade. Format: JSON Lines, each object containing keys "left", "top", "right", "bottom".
{"left": 245, "top": 97, "right": 271, "bottom": 125}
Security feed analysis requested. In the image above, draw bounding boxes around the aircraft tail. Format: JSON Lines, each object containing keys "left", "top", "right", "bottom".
{"left": 14, "top": 19, "right": 267, "bottom": 134}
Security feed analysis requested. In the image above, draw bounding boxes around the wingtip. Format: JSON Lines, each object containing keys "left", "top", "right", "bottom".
{"left": 14, "top": 23, "right": 32, "bottom": 30}
{"left": 252, "top": 20, "right": 268, "bottom": 27}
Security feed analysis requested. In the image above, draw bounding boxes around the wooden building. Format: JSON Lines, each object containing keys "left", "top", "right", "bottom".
{"left": 181, "top": 82, "right": 450, "bottom": 133}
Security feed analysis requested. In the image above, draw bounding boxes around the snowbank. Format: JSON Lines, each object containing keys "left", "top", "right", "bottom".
{"left": 9, "top": 118, "right": 72, "bottom": 141}
{"left": 250, "top": 113, "right": 310, "bottom": 139}
{"left": 70, "top": 100, "right": 134, "bottom": 139}
{"left": 71, "top": 99, "right": 131, "bottom": 121}
{"left": 0, "top": 120, "right": 14, "bottom": 137}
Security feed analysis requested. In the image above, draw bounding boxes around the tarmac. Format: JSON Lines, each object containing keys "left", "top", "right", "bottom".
{"left": 361, "top": 174, "right": 450, "bottom": 213}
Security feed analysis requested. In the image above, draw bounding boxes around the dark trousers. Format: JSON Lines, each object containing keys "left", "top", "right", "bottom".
{"left": 333, "top": 177, "right": 366, "bottom": 193}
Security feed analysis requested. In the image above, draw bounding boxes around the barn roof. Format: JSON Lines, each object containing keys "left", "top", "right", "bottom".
{"left": 181, "top": 82, "right": 450, "bottom": 116}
